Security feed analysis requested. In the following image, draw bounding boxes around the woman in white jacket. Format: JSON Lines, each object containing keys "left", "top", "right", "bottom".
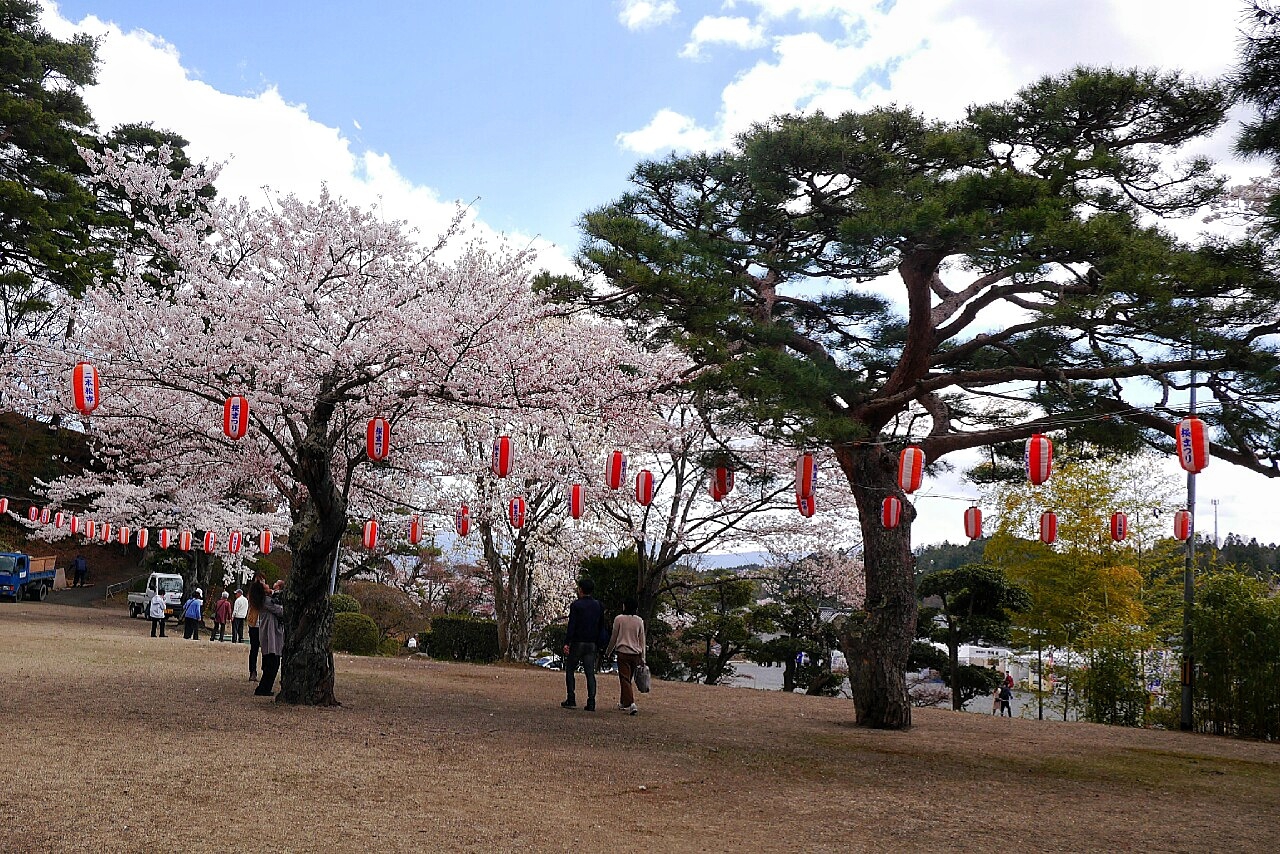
{"left": 148, "top": 589, "right": 167, "bottom": 638}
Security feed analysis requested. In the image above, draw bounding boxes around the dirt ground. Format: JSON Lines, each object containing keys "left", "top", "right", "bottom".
{"left": 1, "top": 604, "right": 1276, "bottom": 853}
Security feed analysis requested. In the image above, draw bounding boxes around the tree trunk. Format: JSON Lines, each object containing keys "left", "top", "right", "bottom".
{"left": 948, "top": 624, "right": 962, "bottom": 711}
{"left": 277, "top": 387, "right": 346, "bottom": 707}
{"left": 836, "top": 443, "right": 916, "bottom": 729}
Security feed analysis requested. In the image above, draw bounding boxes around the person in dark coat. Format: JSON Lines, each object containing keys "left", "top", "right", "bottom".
{"left": 71, "top": 554, "right": 87, "bottom": 587}
{"left": 561, "top": 577, "right": 604, "bottom": 712}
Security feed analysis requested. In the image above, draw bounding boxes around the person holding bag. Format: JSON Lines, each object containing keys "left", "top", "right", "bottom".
{"left": 603, "top": 597, "right": 647, "bottom": 716}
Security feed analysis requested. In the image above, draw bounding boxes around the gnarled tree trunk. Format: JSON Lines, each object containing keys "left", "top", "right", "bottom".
{"left": 278, "top": 389, "right": 346, "bottom": 706}
{"left": 837, "top": 443, "right": 916, "bottom": 729}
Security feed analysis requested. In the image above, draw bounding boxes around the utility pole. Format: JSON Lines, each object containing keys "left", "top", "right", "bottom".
{"left": 1181, "top": 372, "right": 1197, "bottom": 732}
{"left": 1211, "top": 498, "right": 1219, "bottom": 548}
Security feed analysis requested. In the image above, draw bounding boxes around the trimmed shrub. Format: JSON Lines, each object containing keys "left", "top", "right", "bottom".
{"left": 425, "top": 615, "right": 499, "bottom": 662}
{"left": 330, "top": 592, "right": 361, "bottom": 614}
{"left": 331, "top": 612, "right": 380, "bottom": 655}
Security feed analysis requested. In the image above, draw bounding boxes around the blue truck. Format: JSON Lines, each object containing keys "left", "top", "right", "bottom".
{"left": 0, "top": 553, "right": 57, "bottom": 601}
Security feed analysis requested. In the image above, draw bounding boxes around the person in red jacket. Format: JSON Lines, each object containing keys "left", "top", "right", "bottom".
{"left": 212, "top": 591, "right": 233, "bottom": 642}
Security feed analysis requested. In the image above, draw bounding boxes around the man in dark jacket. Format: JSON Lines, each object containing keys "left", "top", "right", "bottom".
{"left": 561, "top": 577, "right": 604, "bottom": 712}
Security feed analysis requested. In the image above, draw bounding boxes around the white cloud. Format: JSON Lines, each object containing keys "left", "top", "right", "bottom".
{"left": 616, "top": 108, "right": 720, "bottom": 155}
{"left": 620, "top": 0, "right": 1246, "bottom": 155}
{"left": 680, "top": 15, "right": 767, "bottom": 59}
{"left": 618, "top": 0, "right": 679, "bottom": 31}
{"left": 38, "top": 4, "right": 573, "bottom": 273}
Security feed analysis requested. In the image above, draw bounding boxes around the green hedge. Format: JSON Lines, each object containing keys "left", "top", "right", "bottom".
{"left": 331, "top": 612, "right": 380, "bottom": 655}
{"left": 421, "top": 615, "right": 499, "bottom": 663}
{"left": 330, "top": 593, "right": 361, "bottom": 614}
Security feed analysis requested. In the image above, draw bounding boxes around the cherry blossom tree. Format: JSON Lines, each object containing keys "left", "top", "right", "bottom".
{"left": 8, "top": 147, "right": 679, "bottom": 705}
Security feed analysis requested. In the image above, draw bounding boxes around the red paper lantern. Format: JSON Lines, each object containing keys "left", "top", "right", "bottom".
{"left": 408, "top": 515, "right": 421, "bottom": 546}
{"left": 509, "top": 496, "right": 526, "bottom": 529}
{"left": 178, "top": 530, "right": 192, "bottom": 552}
{"left": 964, "top": 506, "right": 983, "bottom": 540}
{"left": 454, "top": 504, "right": 470, "bottom": 537}
{"left": 227, "top": 531, "right": 242, "bottom": 554}
{"left": 1110, "top": 512, "right": 1128, "bottom": 542}
{"left": 710, "top": 479, "right": 726, "bottom": 502}
{"left": 1175, "top": 417, "right": 1209, "bottom": 474}
{"left": 223, "top": 396, "right": 250, "bottom": 440}
{"left": 363, "top": 519, "right": 379, "bottom": 550}
{"left": 795, "top": 453, "right": 817, "bottom": 500}
{"left": 1039, "top": 511, "right": 1058, "bottom": 545}
{"left": 136, "top": 528, "right": 149, "bottom": 549}
{"left": 70, "top": 516, "right": 81, "bottom": 535}
{"left": 881, "top": 496, "right": 902, "bottom": 529}
{"left": 27, "top": 505, "right": 39, "bottom": 522}
{"left": 366, "top": 417, "right": 391, "bottom": 461}
{"left": 635, "top": 470, "right": 655, "bottom": 506}
{"left": 71, "top": 361, "right": 100, "bottom": 416}
{"left": 1025, "top": 434, "right": 1053, "bottom": 485}
{"left": 117, "top": 526, "right": 130, "bottom": 545}
{"left": 158, "top": 529, "right": 172, "bottom": 549}
{"left": 491, "top": 435, "right": 513, "bottom": 478}
{"left": 84, "top": 520, "right": 96, "bottom": 540}
{"left": 796, "top": 493, "right": 816, "bottom": 518}
{"left": 100, "top": 523, "right": 112, "bottom": 543}
{"left": 604, "top": 451, "right": 627, "bottom": 490}
{"left": 568, "top": 484, "right": 585, "bottom": 520}
{"left": 714, "top": 466, "right": 734, "bottom": 497}
{"left": 898, "top": 446, "right": 925, "bottom": 493}
{"left": 259, "top": 529, "right": 272, "bottom": 555}
{"left": 1173, "top": 509, "right": 1192, "bottom": 541}
{"left": 40, "top": 508, "right": 50, "bottom": 525}
{"left": 0, "top": 498, "right": 7, "bottom": 514}
{"left": 202, "top": 531, "right": 216, "bottom": 553}
{"left": 54, "top": 511, "right": 65, "bottom": 528}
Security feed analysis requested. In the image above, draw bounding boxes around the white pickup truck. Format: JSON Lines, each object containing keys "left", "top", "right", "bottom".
{"left": 127, "top": 572, "right": 186, "bottom": 621}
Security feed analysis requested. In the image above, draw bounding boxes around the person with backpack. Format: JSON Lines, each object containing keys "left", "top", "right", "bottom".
{"left": 560, "top": 577, "right": 603, "bottom": 712}
{"left": 604, "top": 597, "right": 647, "bottom": 715}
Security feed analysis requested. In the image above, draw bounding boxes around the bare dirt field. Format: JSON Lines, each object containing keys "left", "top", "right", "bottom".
{"left": 1, "top": 603, "right": 1276, "bottom": 853}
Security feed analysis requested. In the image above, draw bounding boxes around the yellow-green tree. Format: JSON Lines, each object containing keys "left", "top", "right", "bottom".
{"left": 983, "top": 451, "right": 1179, "bottom": 718}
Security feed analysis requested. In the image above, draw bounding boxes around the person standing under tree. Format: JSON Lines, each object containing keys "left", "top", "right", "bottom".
{"left": 999, "top": 681, "right": 1014, "bottom": 717}
{"left": 603, "top": 597, "right": 646, "bottom": 715}
{"left": 231, "top": 588, "right": 248, "bottom": 644}
{"left": 253, "top": 580, "right": 285, "bottom": 697}
{"left": 148, "top": 587, "right": 167, "bottom": 638}
{"left": 71, "top": 554, "right": 87, "bottom": 587}
{"left": 561, "top": 577, "right": 604, "bottom": 712}
{"left": 212, "top": 591, "right": 232, "bottom": 641}
{"left": 182, "top": 588, "right": 204, "bottom": 640}
{"left": 246, "top": 575, "right": 267, "bottom": 681}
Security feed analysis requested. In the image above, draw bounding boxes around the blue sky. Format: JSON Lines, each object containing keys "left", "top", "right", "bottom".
{"left": 41, "top": 1, "right": 1276, "bottom": 546}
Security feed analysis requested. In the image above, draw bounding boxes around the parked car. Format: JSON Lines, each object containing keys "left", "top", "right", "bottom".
{"left": 533, "top": 655, "right": 562, "bottom": 670}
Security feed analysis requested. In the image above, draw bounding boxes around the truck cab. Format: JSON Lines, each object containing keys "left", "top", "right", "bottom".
{"left": 0, "top": 553, "right": 56, "bottom": 601}
{"left": 128, "top": 573, "right": 185, "bottom": 619}
{"left": 0, "top": 553, "right": 31, "bottom": 600}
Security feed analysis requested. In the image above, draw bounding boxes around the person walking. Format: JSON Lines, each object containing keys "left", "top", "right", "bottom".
{"left": 253, "top": 581, "right": 285, "bottom": 697}
{"left": 603, "top": 597, "right": 646, "bottom": 715}
{"left": 71, "top": 554, "right": 87, "bottom": 587}
{"left": 212, "top": 591, "right": 232, "bottom": 641}
{"left": 182, "top": 588, "right": 204, "bottom": 640}
{"left": 247, "top": 576, "right": 267, "bottom": 681}
{"left": 991, "top": 685, "right": 1002, "bottom": 715}
{"left": 231, "top": 588, "right": 248, "bottom": 644}
{"left": 148, "top": 587, "right": 167, "bottom": 638}
{"left": 561, "top": 577, "right": 604, "bottom": 712}
{"left": 999, "top": 681, "right": 1014, "bottom": 717}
